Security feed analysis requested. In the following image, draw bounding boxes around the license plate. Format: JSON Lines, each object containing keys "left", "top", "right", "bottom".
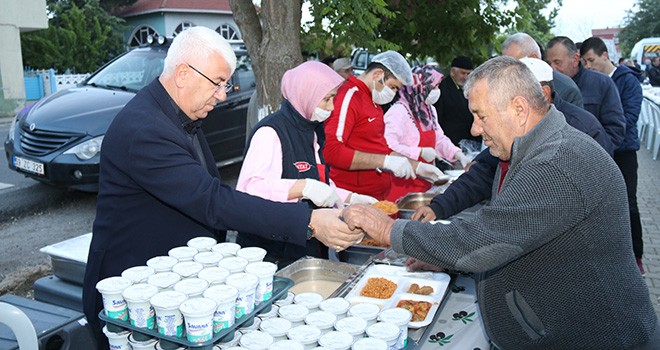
{"left": 13, "top": 156, "right": 45, "bottom": 176}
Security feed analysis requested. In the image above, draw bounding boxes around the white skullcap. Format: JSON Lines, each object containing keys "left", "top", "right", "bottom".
{"left": 371, "top": 50, "right": 414, "bottom": 85}
{"left": 519, "top": 57, "right": 553, "bottom": 82}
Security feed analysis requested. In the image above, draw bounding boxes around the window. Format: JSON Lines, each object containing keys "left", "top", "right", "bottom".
{"left": 173, "top": 22, "right": 194, "bottom": 36}
{"left": 216, "top": 24, "right": 241, "bottom": 41}
{"left": 129, "top": 25, "right": 159, "bottom": 47}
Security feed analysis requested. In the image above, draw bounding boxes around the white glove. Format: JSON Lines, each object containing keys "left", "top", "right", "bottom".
{"left": 383, "top": 155, "right": 416, "bottom": 179}
{"left": 349, "top": 193, "right": 378, "bottom": 205}
{"left": 420, "top": 147, "right": 437, "bottom": 162}
{"left": 415, "top": 163, "right": 444, "bottom": 182}
{"left": 302, "top": 179, "right": 343, "bottom": 208}
{"left": 456, "top": 152, "right": 471, "bottom": 168}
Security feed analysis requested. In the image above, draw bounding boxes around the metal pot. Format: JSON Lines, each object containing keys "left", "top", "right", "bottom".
{"left": 396, "top": 192, "right": 435, "bottom": 219}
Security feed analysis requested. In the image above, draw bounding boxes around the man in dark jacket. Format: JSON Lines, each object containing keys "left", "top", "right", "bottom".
{"left": 649, "top": 57, "right": 660, "bottom": 87}
{"left": 83, "top": 27, "right": 361, "bottom": 349}
{"left": 581, "top": 36, "right": 645, "bottom": 275}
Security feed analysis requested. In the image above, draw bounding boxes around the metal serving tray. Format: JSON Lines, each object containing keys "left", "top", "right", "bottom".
{"left": 39, "top": 233, "right": 91, "bottom": 285}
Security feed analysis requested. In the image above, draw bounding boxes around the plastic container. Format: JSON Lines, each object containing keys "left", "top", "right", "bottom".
{"left": 188, "top": 236, "right": 218, "bottom": 252}
{"left": 215, "top": 331, "right": 242, "bottom": 349}
{"left": 377, "top": 308, "right": 411, "bottom": 350}
{"left": 198, "top": 266, "right": 231, "bottom": 286}
{"left": 179, "top": 297, "right": 217, "bottom": 343}
{"left": 122, "top": 265, "right": 156, "bottom": 284}
{"left": 293, "top": 292, "right": 323, "bottom": 311}
{"left": 204, "top": 284, "right": 239, "bottom": 333}
{"left": 156, "top": 340, "right": 187, "bottom": 349}
{"left": 222, "top": 256, "right": 249, "bottom": 273}
{"left": 365, "top": 322, "right": 399, "bottom": 349}
{"left": 238, "top": 316, "right": 262, "bottom": 334}
{"left": 287, "top": 325, "right": 321, "bottom": 350}
{"left": 260, "top": 317, "right": 292, "bottom": 342}
{"left": 319, "top": 298, "right": 350, "bottom": 320}
{"left": 278, "top": 304, "right": 309, "bottom": 327}
{"left": 212, "top": 242, "right": 241, "bottom": 256}
{"left": 270, "top": 339, "right": 305, "bottom": 350}
{"left": 168, "top": 246, "right": 199, "bottom": 262}
{"left": 173, "top": 278, "right": 209, "bottom": 298}
{"left": 150, "top": 290, "right": 188, "bottom": 338}
{"left": 352, "top": 338, "right": 388, "bottom": 350}
{"left": 334, "top": 316, "right": 367, "bottom": 343}
{"left": 96, "top": 276, "right": 132, "bottom": 321}
{"left": 240, "top": 330, "right": 274, "bottom": 350}
{"left": 245, "top": 262, "right": 278, "bottom": 304}
{"left": 347, "top": 303, "right": 380, "bottom": 326}
{"left": 102, "top": 325, "right": 131, "bottom": 350}
{"left": 128, "top": 332, "right": 158, "bottom": 349}
{"left": 122, "top": 283, "right": 159, "bottom": 329}
{"left": 275, "top": 292, "right": 295, "bottom": 307}
{"left": 318, "top": 331, "right": 354, "bottom": 350}
{"left": 225, "top": 272, "right": 259, "bottom": 319}
{"left": 172, "top": 261, "right": 205, "bottom": 278}
{"left": 147, "top": 256, "right": 179, "bottom": 273}
{"left": 304, "top": 311, "right": 337, "bottom": 335}
{"left": 258, "top": 304, "right": 279, "bottom": 320}
{"left": 148, "top": 272, "right": 182, "bottom": 291}
{"left": 194, "top": 251, "right": 224, "bottom": 267}
{"left": 237, "top": 247, "right": 267, "bottom": 263}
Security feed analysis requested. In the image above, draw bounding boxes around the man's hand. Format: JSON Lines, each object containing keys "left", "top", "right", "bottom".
{"left": 383, "top": 155, "right": 416, "bottom": 179}
{"left": 349, "top": 193, "right": 378, "bottom": 205}
{"left": 310, "top": 209, "right": 363, "bottom": 251}
{"left": 404, "top": 257, "right": 445, "bottom": 272}
{"left": 341, "top": 204, "right": 394, "bottom": 246}
{"left": 411, "top": 206, "right": 437, "bottom": 222}
{"left": 420, "top": 147, "right": 437, "bottom": 162}
{"left": 415, "top": 163, "right": 444, "bottom": 182}
{"left": 302, "top": 179, "right": 343, "bottom": 208}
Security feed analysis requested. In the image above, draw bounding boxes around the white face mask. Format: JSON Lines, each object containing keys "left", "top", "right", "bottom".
{"left": 311, "top": 107, "right": 332, "bottom": 122}
{"left": 372, "top": 76, "right": 396, "bottom": 105}
{"left": 425, "top": 88, "right": 441, "bottom": 105}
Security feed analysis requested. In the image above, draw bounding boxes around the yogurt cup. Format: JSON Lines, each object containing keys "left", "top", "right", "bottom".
{"left": 294, "top": 292, "right": 324, "bottom": 311}
{"left": 225, "top": 272, "right": 259, "bottom": 319}
{"left": 212, "top": 242, "right": 241, "bottom": 256}
{"left": 239, "top": 330, "right": 274, "bottom": 350}
{"left": 147, "top": 256, "right": 179, "bottom": 272}
{"left": 216, "top": 331, "right": 242, "bottom": 349}
{"left": 187, "top": 236, "right": 218, "bottom": 252}
{"left": 245, "top": 261, "right": 278, "bottom": 304}
{"left": 278, "top": 304, "right": 310, "bottom": 327}
{"left": 198, "top": 267, "right": 231, "bottom": 286}
{"left": 179, "top": 297, "right": 217, "bottom": 343}
{"left": 304, "top": 311, "right": 337, "bottom": 335}
{"left": 222, "top": 256, "right": 249, "bottom": 273}
{"left": 156, "top": 340, "right": 187, "bottom": 350}
{"left": 378, "top": 308, "right": 411, "bottom": 350}
{"left": 96, "top": 276, "right": 132, "bottom": 321}
{"left": 174, "top": 278, "right": 209, "bottom": 298}
{"left": 365, "top": 322, "right": 399, "bottom": 349}
{"left": 275, "top": 292, "right": 295, "bottom": 307}
{"left": 102, "top": 325, "right": 131, "bottom": 350}
{"left": 122, "top": 283, "right": 159, "bottom": 329}
{"left": 172, "top": 261, "right": 204, "bottom": 278}
{"left": 128, "top": 333, "right": 158, "bottom": 350}
{"left": 238, "top": 316, "right": 262, "bottom": 334}
{"left": 237, "top": 247, "right": 267, "bottom": 263}
{"left": 194, "top": 251, "right": 224, "bottom": 267}
{"left": 203, "top": 284, "right": 239, "bottom": 333}
{"left": 319, "top": 298, "right": 351, "bottom": 320}
{"left": 260, "top": 317, "right": 292, "bottom": 342}
{"left": 258, "top": 304, "right": 279, "bottom": 320}
{"left": 352, "top": 338, "right": 388, "bottom": 350}
{"left": 121, "top": 265, "right": 156, "bottom": 284}
{"left": 150, "top": 290, "right": 188, "bottom": 338}
{"left": 148, "top": 272, "right": 182, "bottom": 291}
{"left": 318, "top": 331, "right": 354, "bottom": 350}
{"left": 287, "top": 325, "right": 322, "bottom": 350}
{"left": 334, "top": 316, "right": 367, "bottom": 343}
{"left": 168, "top": 246, "right": 199, "bottom": 262}
{"left": 348, "top": 303, "right": 380, "bottom": 326}
{"left": 270, "top": 339, "right": 305, "bottom": 350}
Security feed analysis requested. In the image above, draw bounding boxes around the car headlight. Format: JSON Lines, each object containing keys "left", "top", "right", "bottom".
{"left": 64, "top": 135, "right": 104, "bottom": 160}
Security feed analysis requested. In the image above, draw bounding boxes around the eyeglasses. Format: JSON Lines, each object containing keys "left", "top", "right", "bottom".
{"left": 187, "top": 64, "right": 233, "bottom": 93}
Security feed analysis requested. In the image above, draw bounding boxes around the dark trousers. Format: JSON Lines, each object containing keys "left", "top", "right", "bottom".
{"left": 614, "top": 150, "right": 643, "bottom": 258}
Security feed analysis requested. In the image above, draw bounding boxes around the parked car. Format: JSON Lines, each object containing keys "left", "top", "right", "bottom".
{"left": 4, "top": 41, "right": 256, "bottom": 192}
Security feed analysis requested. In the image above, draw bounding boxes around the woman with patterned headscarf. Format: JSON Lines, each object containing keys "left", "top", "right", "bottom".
{"left": 383, "top": 65, "right": 470, "bottom": 201}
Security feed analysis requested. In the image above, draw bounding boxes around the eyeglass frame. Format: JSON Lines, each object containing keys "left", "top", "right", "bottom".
{"left": 186, "top": 63, "right": 233, "bottom": 93}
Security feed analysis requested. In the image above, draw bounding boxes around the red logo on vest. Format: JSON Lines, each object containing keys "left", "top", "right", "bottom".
{"left": 294, "top": 161, "right": 312, "bottom": 172}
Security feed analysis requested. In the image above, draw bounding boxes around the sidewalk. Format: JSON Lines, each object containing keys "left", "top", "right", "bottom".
{"left": 638, "top": 148, "right": 660, "bottom": 317}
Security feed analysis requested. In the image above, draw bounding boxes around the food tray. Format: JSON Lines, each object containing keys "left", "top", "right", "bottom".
{"left": 344, "top": 265, "right": 450, "bottom": 328}
{"left": 100, "top": 276, "right": 294, "bottom": 350}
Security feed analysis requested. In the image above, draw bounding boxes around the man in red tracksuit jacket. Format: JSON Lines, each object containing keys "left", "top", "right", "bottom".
{"left": 323, "top": 51, "right": 443, "bottom": 199}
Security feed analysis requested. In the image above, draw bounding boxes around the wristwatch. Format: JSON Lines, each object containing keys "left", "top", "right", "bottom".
{"left": 306, "top": 224, "right": 316, "bottom": 240}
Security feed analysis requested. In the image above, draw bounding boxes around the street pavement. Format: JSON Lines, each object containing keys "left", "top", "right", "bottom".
{"left": 638, "top": 147, "right": 660, "bottom": 317}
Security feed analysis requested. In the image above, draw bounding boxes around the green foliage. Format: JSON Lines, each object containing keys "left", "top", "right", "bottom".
{"left": 503, "top": 0, "right": 561, "bottom": 45}
{"left": 619, "top": 0, "right": 660, "bottom": 56}
{"left": 22, "top": 0, "right": 126, "bottom": 73}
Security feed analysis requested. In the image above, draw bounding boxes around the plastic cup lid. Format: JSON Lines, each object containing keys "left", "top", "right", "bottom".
{"left": 128, "top": 333, "right": 158, "bottom": 345}
{"left": 319, "top": 298, "right": 350, "bottom": 315}
{"left": 179, "top": 297, "right": 217, "bottom": 318}
{"left": 378, "top": 307, "right": 412, "bottom": 326}
{"left": 304, "top": 311, "right": 337, "bottom": 329}
{"left": 173, "top": 278, "right": 209, "bottom": 296}
{"left": 222, "top": 257, "right": 249, "bottom": 272}
{"left": 102, "top": 325, "right": 130, "bottom": 338}
{"left": 348, "top": 303, "right": 380, "bottom": 320}
{"left": 211, "top": 242, "right": 241, "bottom": 255}
{"left": 121, "top": 265, "right": 156, "bottom": 283}
{"left": 168, "top": 246, "right": 198, "bottom": 260}
{"left": 147, "top": 256, "right": 178, "bottom": 270}
{"left": 352, "top": 338, "right": 388, "bottom": 350}
{"left": 278, "top": 304, "right": 309, "bottom": 322}
{"left": 293, "top": 292, "right": 324, "bottom": 308}
{"left": 287, "top": 325, "right": 321, "bottom": 343}
{"left": 172, "top": 261, "right": 204, "bottom": 277}
{"left": 245, "top": 261, "right": 278, "bottom": 278}
{"left": 236, "top": 247, "right": 267, "bottom": 262}
{"left": 269, "top": 340, "right": 304, "bottom": 350}
{"left": 187, "top": 236, "right": 218, "bottom": 251}
{"left": 365, "top": 322, "right": 399, "bottom": 341}
{"left": 122, "top": 283, "right": 159, "bottom": 303}
{"left": 225, "top": 272, "right": 259, "bottom": 291}
{"left": 260, "top": 317, "right": 292, "bottom": 337}
{"left": 198, "top": 267, "right": 230, "bottom": 284}
{"left": 150, "top": 290, "right": 188, "bottom": 310}
{"left": 203, "top": 284, "right": 239, "bottom": 303}
{"left": 319, "top": 331, "right": 354, "bottom": 349}
{"left": 194, "top": 251, "right": 224, "bottom": 265}
{"left": 274, "top": 292, "right": 295, "bottom": 306}
{"left": 147, "top": 272, "right": 181, "bottom": 289}
{"left": 334, "top": 316, "right": 367, "bottom": 334}
{"left": 239, "top": 331, "right": 274, "bottom": 350}
{"left": 96, "top": 276, "right": 132, "bottom": 294}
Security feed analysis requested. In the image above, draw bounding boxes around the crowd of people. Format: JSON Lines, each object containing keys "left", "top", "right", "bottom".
{"left": 82, "top": 25, "right": 658, "bottom": 349}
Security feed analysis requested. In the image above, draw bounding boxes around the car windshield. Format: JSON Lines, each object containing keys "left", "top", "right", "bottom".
{"left": 86, "top": 49, "right": 165, "bottom": 92}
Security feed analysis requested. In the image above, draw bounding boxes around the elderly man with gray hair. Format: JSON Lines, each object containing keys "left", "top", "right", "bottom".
{"left": 342, "top": 56, "right": 659, "bottom": 349}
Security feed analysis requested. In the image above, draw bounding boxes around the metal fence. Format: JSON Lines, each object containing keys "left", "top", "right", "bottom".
{"left": 24, "top": 69, "right": 90, "bottom": 100}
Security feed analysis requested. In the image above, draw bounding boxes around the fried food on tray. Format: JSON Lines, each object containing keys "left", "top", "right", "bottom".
{"left": 372, "top": 200, "right": 398, "bottom": 215}
{"left": 359, "top": 238, "right": 389, "bottom": 248}
{"left": 407, "top": 283, "right": 434, "bottom": 295}
{"left": 396, "top": 299, "right": 432, "bottom": 322}
{"left": 360, "top": 277, "right": 398, "bottom": 299}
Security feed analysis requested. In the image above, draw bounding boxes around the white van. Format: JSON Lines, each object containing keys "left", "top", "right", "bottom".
{"left": 630, "top": 37, "right": 660, "bottom": 70}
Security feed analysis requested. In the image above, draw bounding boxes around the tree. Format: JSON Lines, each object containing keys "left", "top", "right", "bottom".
{"left": 502, "top": 0, "right": 562, "bottom": 50}
{"left": 618, "top": 0, "right": 660, "bottom": 57}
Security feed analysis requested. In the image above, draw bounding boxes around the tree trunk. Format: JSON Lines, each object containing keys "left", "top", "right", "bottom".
{"left": 230, "top": 0, "right": 304, "bottom": 119}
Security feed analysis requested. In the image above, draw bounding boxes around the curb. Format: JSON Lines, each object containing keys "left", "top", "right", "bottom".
{"left": 0, "top": 184, "right": 74, "bottom": 223}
